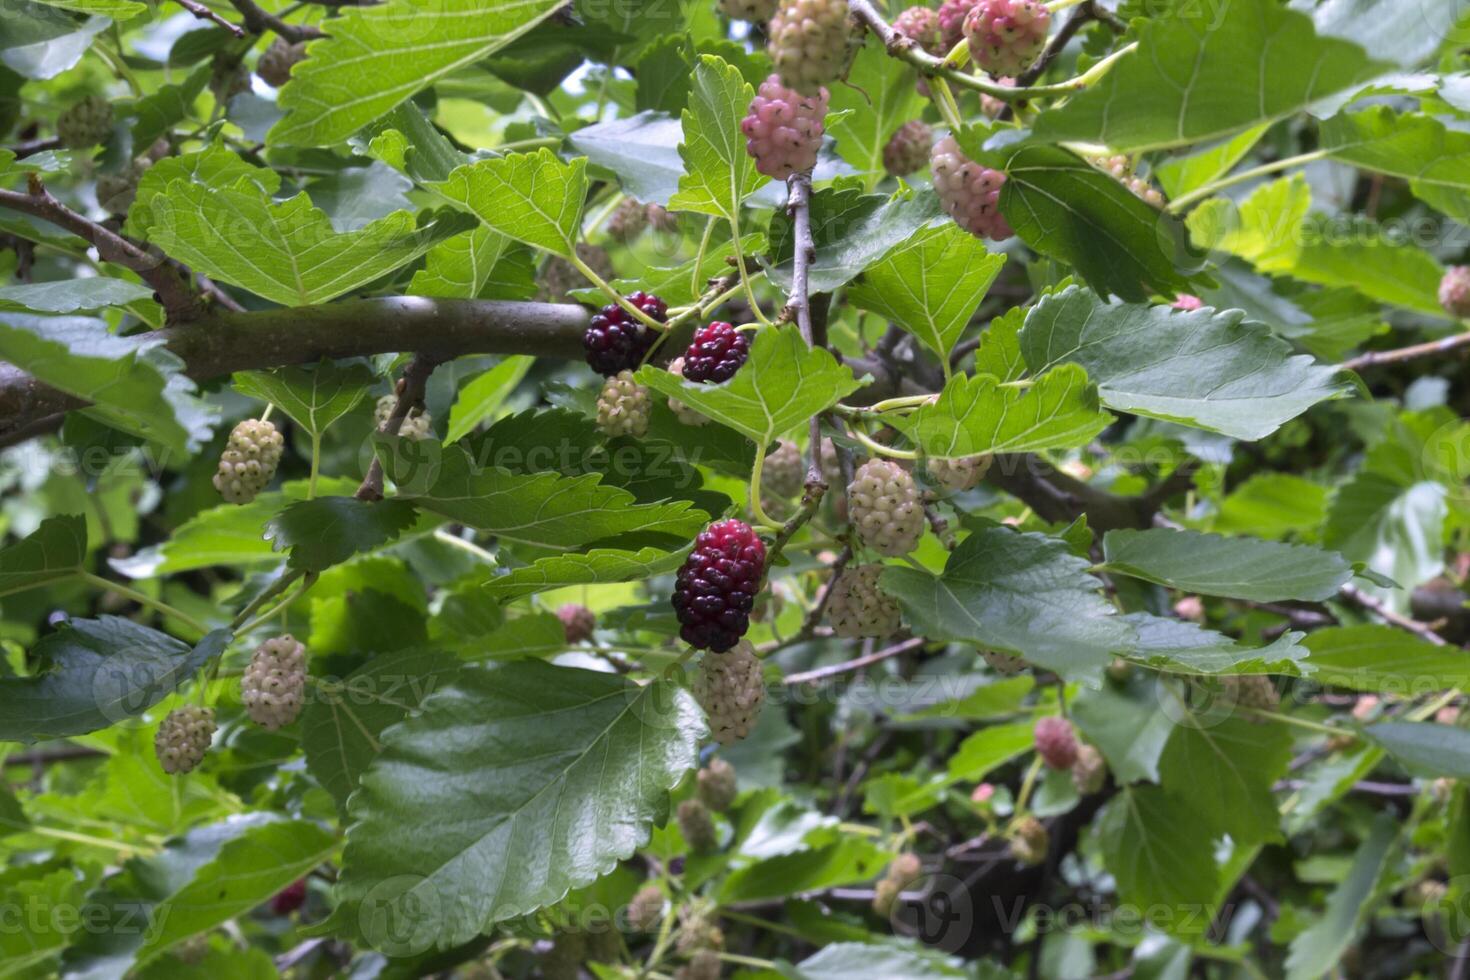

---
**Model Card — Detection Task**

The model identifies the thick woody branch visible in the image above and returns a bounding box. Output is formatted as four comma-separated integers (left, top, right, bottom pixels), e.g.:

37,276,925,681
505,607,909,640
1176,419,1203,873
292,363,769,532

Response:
0,181,199,321
0,298,589,439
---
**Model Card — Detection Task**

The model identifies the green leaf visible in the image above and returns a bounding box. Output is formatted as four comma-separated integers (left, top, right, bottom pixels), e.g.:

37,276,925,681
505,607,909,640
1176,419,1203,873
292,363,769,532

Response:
944,720,1036,782
988,141,1198,302
234,360,375,440
433,149,588,257
381,439,708,550
0,513,85,599
270,0,565,146
300,647,462,813
1098,787,1219,936
0,782,28,836
330,662,703,950
127,143,273,239
1212,473,1328,540
885,365,1113,458
30,0,144,14
1122,613,1310,675
1032,0,1389,151
1154,125,1269,199
131,64,211,149
787,943,969,979
1321,107,1470,222
881,527,1133,681
1312,0,1466,69
409,227,535,301
567,111,686,207
846,225,1006,362
667,55,766,220
1324,473,1446,614
1303,626,1470,693
359,102,470,186
0,618,229,743
0,278,154,315
971,306,1027,382
444,356,533,444
1021,285,1345,440
0,314,213,453
1364,722,1470,779
826,41,925,185
1100,528,1352,601
264,497,420,573
765,183,944,293
145,182,473,307
1159,716,1292,844
636,326,861,446
1284,815,1398,980
481,547,687,601
134,821,336,964
718,838,886,903
1071,675,1175,783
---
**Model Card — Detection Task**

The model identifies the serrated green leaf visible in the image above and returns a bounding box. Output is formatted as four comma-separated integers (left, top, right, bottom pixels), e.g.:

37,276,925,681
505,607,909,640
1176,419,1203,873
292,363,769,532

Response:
567,110,686,207
881,527,1132,681
1212,473,1328,540
847,225,1005,362
989,141,1198,302
1098,787,1219,936
826,41,925,185
358,102,469,185
145,181,473,307
1159,715,1292,844
786,942,969,979
444,357,533,444
1121,613,1310,675
481,547,686,601
234,360,375,440
971,307,1026,382
380,439,708,550
1021,285,1345,440
1154,125,1270,199
1071,675,1175,784
765,183,944,293
409,226,535,301
0,314,213,453
0,513,85,599
301,648,462,813
1033,0,1389,151
269,0,564,146
1303,626,1470,693
1364,722,1470,779
264,497,420,573
1321,107,1470,222
127,143,274,239
330,662,703,950
432,148,587,257
886,365,1113,458
0,618,229,743
668,55,766,220
636,325,860,446
1101,528,1353,601
134,821,336,965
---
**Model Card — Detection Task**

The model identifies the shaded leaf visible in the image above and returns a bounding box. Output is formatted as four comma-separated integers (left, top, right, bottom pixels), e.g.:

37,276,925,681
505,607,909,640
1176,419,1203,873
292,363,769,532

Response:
1101,528,1353,601
264,497,420,573
481,547,687,601
234,361,375,440
433,148,587,257
0,513,86,599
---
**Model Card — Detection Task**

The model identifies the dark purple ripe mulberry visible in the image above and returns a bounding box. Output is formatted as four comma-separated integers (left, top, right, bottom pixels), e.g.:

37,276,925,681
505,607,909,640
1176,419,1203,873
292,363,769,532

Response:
672,519,766,652
682,322,750,384
582,291,668,376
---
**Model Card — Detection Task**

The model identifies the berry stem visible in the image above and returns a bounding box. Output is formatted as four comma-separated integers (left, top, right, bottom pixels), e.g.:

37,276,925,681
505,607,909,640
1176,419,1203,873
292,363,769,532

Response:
307,432,321,500
569,253,666,331
747,446,784,531
1236,706,1350,738
940,36,970,70
691,217,716,298
928,77,967,134
849,426,919,460
236,572,317,637
727,212,773,326
230,569,307,631
258,403,274,423
80,572,209,635
1013,756,1045,812
1165,149,1332,213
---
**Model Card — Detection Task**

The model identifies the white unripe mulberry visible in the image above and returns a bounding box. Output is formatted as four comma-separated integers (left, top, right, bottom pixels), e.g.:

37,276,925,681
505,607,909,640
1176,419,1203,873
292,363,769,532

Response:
57,96,113,149
767,0,852,95
155,705,216,774
1008,815,1048,865
697,758,738,811
213,418,285,504
827,563,901,638
931,135,1012,241
666,358,709,427
374,395,433,440
242,634,307,730
962,0,1050,77
596,370,651,438
693,641,766,745
927,454,992,493
762,439,804,498
1072,743,1106,795
848,459,925,556
982,649,1025,674
883,120,933,177
741,75,829,180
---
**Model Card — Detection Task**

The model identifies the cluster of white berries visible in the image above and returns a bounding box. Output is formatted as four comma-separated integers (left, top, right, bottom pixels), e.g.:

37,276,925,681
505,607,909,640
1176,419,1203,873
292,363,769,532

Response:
848,459,926,556
767,0,851,95
926,453,992,493
827,563,902,638
154,705,216,774
693,641,766,744
374,394,433,440
241,634,308,731
596,370,652,438
665,358,708,426
931,135,1012,240
214,419,285,504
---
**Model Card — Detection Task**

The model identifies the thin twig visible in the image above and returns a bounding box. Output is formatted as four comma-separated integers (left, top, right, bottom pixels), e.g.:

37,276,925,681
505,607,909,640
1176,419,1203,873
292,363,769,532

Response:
922,497,957,550
172,0,246,35
1340,331,1470,372
8,137,63,160
1339,583,1449,647
0,178,199,321
356,356,441,502
228,0,326,41
783,636,927,685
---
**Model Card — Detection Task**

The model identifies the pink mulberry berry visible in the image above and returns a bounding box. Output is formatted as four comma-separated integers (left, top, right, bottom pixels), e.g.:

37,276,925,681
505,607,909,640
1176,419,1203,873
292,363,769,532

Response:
931,135,1012,240
937,0,979,51
962,0,1050,77
741,75,829,180
1440,266,1470,318
883,120,934,177
894,5,942,51
1172,294,1203,311
1034,715,1078,770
